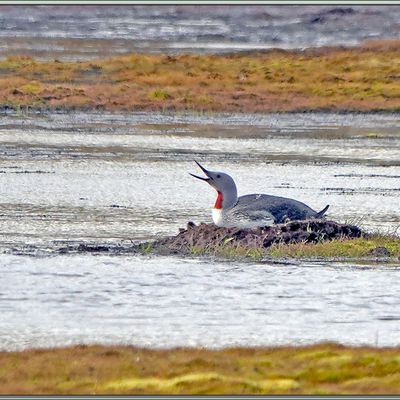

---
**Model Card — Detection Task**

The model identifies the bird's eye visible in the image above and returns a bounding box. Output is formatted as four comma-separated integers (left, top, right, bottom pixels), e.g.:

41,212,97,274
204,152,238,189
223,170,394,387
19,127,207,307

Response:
216,174,221,178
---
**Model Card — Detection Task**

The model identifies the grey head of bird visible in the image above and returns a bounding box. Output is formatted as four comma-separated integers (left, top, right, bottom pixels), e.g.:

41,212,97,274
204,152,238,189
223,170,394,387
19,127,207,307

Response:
189,160,238,209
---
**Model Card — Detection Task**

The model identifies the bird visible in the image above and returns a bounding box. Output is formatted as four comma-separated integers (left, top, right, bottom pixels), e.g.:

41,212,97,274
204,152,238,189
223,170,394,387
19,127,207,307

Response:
190,160,329,229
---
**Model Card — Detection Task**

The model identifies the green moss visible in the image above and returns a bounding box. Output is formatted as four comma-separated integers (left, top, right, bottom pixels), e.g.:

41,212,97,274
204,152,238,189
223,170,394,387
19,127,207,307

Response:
18,81,42,95
0,56,35,71
103,373,299,393
149,89,172,100
190,246,204,256
138,242,154,254
189,244,265,261
365,132,382,138
267,235,400,259
186,235,400,261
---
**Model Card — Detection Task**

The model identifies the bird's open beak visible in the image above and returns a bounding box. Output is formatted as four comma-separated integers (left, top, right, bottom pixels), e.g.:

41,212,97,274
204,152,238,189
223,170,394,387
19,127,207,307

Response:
189,160,211,182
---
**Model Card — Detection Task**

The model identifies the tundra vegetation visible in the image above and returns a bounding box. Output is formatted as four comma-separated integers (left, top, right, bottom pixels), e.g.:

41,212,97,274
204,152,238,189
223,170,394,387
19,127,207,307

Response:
1,344,400,394
187,235,400,261
0,40,400,113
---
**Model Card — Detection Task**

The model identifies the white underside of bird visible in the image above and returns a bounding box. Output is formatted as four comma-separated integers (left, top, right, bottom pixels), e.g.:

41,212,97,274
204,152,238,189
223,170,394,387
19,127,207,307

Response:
212,198,275,228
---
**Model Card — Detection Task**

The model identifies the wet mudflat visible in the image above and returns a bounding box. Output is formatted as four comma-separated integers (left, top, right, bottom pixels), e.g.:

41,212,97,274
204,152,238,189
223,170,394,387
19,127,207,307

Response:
0,111,399,350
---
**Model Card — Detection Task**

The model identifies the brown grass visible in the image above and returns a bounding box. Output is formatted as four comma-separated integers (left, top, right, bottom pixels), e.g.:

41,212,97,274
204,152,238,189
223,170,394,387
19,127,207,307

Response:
1,39,400,112
1,343,400,394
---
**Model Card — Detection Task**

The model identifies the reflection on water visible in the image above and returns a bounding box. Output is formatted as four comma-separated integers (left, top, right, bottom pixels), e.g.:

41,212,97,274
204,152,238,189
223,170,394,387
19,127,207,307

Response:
0,111,399,350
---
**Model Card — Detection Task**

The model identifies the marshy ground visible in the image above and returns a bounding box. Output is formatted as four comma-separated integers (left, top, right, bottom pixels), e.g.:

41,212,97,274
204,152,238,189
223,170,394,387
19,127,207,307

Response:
1,343,400,394
1,40,400,113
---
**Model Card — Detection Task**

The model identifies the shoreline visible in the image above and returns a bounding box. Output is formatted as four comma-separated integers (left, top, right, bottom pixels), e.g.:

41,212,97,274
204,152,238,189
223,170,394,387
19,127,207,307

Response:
1,343,399,394
2,105,400,115
1,39,399,114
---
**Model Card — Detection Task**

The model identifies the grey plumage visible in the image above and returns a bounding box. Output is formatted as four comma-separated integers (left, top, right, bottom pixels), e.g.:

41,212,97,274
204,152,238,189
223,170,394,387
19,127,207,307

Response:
190,161,330,228
236,194,329,223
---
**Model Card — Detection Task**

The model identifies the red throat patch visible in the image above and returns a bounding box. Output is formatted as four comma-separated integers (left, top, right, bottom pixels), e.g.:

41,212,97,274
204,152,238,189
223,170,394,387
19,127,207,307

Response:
214,191,223,209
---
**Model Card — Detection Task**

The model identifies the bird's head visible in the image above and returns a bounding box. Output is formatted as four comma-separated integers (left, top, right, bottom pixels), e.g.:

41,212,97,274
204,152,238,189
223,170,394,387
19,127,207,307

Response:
190,161,238,209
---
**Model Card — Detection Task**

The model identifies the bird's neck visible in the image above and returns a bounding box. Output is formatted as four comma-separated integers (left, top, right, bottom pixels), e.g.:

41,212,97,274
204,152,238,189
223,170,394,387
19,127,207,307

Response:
214,191,223,209
214,189,237,209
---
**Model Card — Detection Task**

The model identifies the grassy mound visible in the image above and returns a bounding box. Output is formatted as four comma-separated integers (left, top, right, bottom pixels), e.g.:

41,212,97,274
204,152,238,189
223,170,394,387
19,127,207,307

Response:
149,220,400,261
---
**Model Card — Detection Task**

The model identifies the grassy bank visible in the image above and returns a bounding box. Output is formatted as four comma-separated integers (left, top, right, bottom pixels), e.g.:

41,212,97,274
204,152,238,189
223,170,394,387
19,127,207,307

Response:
1,39,400,113
1,343,399,394
267,234,400,259
184,234,400,262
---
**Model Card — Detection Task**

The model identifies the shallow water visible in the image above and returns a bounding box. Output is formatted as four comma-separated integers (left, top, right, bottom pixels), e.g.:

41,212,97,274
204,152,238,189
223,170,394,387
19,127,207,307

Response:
0,111,399,350
0,6,399,60
1,254,400,350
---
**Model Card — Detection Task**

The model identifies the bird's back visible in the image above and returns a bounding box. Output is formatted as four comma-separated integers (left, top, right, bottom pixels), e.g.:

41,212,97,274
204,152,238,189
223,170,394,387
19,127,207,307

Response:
234,193,320,223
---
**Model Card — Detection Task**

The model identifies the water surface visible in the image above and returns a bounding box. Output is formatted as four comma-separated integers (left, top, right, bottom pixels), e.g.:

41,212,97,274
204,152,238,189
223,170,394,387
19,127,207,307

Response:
0,6,399,60
1,254,400,350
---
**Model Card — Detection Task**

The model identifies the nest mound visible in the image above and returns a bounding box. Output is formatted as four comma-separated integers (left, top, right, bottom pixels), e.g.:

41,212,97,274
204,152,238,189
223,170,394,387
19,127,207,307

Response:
154,219,363,254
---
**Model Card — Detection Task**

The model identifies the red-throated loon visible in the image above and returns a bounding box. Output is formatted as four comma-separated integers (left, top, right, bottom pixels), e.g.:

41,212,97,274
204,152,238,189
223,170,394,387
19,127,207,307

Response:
190,161,329,228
